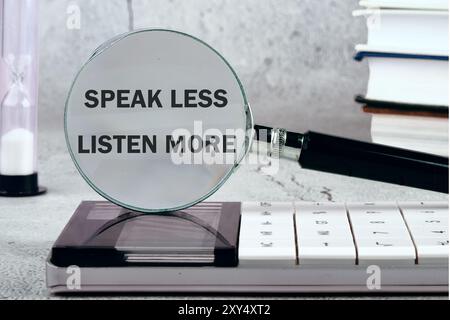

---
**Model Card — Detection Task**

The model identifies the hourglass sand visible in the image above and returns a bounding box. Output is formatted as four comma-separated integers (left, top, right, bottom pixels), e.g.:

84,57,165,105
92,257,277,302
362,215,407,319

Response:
0,0,46,196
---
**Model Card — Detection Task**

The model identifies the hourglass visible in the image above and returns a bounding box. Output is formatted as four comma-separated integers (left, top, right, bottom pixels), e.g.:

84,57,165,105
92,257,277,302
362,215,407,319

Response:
0,0,46,196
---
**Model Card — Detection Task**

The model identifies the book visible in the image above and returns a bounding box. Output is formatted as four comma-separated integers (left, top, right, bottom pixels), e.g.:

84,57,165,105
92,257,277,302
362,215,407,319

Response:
363,106,449,156
359,0,448,10
354,1,449,157
356,95,449,115
355,48,449,106
353,10,448,54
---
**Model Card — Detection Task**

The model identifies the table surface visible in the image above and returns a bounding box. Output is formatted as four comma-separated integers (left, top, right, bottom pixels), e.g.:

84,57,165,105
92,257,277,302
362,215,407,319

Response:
0,129,448,300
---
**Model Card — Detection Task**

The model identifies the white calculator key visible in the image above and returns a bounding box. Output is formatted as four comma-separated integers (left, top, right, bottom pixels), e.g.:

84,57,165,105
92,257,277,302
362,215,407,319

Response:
347,202,400,212
402,212,448,224
408,225,448,239
239,236,294,246
239,207,296,267
347,203,404,233
295,202,347,213
404,208,448,239
297,219,346,231
351,227,411,239
241,210,293,221
239,238,296,267
400,202,448,225
356,237,416,266
296,214,350,226
296,220,354,239
295,202,347,212
242,202,294,215
401,206,449,215
239,217,295,241
297,237,356,265
401,208,448,219
349,203,415,265
240,215,293,228
297,226,352,238
239,224,294,239
403,215,448,226
295,203,355,265
398,201,449,210
412,238,449,265
296,202,351,229
241,211,294,219
348,212,405,226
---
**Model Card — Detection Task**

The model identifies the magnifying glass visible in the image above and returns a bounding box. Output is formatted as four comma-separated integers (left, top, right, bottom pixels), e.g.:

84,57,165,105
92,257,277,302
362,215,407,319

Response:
65,29,448,214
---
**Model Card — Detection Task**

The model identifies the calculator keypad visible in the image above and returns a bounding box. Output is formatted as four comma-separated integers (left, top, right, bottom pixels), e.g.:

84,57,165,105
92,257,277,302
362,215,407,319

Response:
238,201,449,267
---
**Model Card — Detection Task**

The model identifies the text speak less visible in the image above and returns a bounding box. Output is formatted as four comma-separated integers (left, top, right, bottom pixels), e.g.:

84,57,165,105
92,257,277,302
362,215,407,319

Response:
84,89,228,109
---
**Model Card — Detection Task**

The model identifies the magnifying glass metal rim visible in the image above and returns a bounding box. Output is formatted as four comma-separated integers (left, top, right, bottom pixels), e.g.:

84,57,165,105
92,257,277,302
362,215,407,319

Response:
64,28,254,213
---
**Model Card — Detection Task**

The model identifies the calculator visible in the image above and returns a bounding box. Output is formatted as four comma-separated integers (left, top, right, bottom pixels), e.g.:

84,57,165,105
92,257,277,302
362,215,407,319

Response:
46,201,449,294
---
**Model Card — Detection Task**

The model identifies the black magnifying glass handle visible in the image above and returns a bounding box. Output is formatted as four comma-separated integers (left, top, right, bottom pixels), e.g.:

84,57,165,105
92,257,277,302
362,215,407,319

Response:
254,125,449,194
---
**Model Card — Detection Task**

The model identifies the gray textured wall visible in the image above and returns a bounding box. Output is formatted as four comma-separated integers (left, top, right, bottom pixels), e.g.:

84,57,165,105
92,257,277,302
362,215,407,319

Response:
39,0,370,140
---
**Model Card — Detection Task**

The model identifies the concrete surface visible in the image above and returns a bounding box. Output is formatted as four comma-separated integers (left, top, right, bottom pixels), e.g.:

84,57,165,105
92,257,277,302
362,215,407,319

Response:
0,129,447,299
38,0,370,140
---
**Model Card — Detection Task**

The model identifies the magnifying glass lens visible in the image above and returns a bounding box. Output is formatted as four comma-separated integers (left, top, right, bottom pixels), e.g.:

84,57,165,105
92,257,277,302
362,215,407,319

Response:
65,30,252,213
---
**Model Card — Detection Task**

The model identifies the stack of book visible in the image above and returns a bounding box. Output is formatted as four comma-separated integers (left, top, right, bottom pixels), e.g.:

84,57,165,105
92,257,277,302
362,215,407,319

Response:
353,0,449,156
